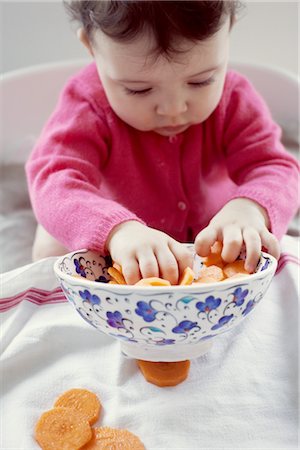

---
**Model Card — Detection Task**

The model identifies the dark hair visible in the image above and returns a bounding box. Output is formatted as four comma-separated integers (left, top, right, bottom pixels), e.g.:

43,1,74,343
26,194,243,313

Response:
64,1,242,56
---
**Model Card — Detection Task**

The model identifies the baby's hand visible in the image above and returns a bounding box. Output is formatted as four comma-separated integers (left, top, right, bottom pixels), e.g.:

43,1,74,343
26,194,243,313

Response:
194,198,280,272
106,221,193,285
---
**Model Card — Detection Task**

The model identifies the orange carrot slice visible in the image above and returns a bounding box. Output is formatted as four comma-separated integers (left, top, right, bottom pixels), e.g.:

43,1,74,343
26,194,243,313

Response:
192,277,220,284
112,262,123,274
203,240,224,268
54,388,101,425
35,407,92,450
135,277,171,286
81,426,145,449
196,265,225,283
137,360,190,387
228,273,250,279
223,260,250,278
107,267,126,285
178,267,195,285
211,240,223,254
202,255,224,269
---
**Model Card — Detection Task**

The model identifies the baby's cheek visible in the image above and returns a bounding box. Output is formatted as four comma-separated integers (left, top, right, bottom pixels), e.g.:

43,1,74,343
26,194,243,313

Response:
120,107,153,131
108,95,149,130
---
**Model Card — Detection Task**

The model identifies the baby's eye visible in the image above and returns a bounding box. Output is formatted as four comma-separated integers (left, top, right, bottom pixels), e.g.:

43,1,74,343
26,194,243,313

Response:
124,87,152,96
188,78,215,88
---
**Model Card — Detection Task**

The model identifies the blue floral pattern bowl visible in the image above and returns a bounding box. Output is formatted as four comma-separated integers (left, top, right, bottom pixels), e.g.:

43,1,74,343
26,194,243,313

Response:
54,248,277,361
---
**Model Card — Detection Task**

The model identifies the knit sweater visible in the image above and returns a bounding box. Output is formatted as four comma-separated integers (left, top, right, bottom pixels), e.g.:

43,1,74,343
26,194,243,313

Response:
26,62,299,253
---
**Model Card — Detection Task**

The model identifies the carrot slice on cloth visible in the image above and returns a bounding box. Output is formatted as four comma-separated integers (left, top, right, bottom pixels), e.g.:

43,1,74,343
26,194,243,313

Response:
178,267,195,285
137,360,191,387
54,388,102,425
35,407,92,450
107,267,126,285
223,260,250,278
196,265,225,282
81,426,145,450
135,277,171,286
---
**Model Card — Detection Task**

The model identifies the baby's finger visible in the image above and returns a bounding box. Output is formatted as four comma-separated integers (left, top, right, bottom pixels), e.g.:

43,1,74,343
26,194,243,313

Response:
169,241,194,275
121,257,142,285
155,248,179,285
221,225,243,263
137,250,160,280
194,227,219,256
243,227,262,273
261,230,280,259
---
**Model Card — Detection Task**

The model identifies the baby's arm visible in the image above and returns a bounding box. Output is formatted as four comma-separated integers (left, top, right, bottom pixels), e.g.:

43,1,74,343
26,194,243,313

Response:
196,71,299,268
26,73,144,255
195,198,280,273
106,221,193,285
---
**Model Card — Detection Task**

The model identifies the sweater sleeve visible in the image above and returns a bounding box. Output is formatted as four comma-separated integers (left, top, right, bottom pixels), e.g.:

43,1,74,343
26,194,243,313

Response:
26,79,144,253
222,72,300,239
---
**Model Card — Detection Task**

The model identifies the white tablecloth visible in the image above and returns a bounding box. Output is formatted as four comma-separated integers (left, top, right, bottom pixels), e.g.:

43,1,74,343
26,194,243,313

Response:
1,235,299,449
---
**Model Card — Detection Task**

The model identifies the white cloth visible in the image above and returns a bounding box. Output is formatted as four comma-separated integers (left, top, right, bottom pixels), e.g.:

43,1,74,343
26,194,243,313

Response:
1,235,299,450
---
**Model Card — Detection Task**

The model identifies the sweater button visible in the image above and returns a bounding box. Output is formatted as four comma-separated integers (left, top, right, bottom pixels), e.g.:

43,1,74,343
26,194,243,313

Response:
177,201,187,211
168,135,178,144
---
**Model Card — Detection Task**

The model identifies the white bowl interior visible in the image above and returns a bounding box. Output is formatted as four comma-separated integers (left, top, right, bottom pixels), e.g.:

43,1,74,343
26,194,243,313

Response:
54,248,275,287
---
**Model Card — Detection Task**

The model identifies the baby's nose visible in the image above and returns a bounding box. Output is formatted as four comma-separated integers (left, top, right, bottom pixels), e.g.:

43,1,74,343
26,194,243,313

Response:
156,95,188,117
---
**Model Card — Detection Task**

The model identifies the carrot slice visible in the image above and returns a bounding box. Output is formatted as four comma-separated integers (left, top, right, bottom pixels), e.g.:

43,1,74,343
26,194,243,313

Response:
137,360,190,387
223,260,250,278
196,265,225,282
35,407,92,450
178,267,195,285
202,240,224,268
54,388,101,425
211,240,223,254
135,277,171,286
192,277,220,284
81,426,145,449
112,262,123,274
107,267,126,285
202,254,224,269
228,273,250,279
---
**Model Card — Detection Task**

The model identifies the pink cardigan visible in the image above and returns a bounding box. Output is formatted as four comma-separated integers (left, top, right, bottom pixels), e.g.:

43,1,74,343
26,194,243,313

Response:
26,63,299,253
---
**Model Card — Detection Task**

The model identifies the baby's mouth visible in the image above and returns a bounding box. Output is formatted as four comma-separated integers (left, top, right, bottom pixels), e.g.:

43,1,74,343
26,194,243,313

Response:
155,124,190,135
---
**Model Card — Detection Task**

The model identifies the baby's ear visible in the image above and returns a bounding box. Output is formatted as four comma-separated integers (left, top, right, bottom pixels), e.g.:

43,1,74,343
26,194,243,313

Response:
77,28,94,57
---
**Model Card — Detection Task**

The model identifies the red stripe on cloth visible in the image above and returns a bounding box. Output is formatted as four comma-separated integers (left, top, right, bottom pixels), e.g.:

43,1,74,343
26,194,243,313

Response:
279,252,299,263
0,287,67,312
0,287,63,304
276,255,300,275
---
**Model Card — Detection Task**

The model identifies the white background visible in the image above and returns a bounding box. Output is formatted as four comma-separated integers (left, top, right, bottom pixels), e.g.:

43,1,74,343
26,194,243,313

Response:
1,1,298,76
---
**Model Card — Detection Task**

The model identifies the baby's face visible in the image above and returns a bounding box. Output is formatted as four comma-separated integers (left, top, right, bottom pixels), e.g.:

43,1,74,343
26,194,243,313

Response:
87,19,230,136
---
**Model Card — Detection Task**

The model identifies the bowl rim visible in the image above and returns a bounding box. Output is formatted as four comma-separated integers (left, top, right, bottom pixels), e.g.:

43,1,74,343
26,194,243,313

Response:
53,249,278,291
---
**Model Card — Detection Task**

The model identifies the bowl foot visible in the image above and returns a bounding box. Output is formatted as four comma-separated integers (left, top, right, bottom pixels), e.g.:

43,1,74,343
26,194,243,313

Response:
120,340,213,362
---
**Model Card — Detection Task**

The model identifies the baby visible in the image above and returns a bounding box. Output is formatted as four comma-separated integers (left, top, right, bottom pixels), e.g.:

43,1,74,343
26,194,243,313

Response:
26,1,299,285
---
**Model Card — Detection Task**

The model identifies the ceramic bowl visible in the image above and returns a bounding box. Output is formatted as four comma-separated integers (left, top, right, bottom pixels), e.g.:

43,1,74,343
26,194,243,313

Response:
54,247,277,362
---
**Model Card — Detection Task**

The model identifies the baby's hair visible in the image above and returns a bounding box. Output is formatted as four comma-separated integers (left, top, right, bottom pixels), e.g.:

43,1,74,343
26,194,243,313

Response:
64,1,242,57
